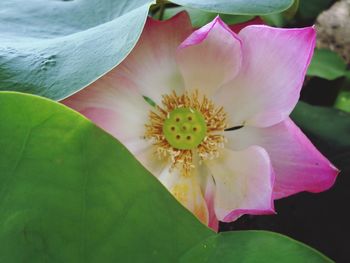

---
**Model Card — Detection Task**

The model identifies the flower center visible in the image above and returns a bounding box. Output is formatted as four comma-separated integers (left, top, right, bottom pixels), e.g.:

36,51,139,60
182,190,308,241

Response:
163,108,207,150
144,90,227,176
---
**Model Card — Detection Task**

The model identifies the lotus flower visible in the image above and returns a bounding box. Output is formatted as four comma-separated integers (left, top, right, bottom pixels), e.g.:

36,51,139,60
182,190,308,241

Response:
62,12,338,231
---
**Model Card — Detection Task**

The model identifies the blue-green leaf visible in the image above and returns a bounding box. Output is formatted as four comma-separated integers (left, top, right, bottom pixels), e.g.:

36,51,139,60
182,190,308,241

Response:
163,6,254,27
0,0,153,100
170,0,294,15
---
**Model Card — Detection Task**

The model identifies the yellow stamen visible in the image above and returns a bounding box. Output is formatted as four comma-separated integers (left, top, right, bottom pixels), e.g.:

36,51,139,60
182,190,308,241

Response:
145,90,227,176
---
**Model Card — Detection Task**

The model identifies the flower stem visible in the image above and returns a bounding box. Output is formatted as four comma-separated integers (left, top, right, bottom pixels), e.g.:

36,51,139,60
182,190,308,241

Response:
158,3,165,20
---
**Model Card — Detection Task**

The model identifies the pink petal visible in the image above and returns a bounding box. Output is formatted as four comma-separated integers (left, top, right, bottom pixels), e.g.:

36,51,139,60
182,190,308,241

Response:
62,78,151,154
214,26,316,127
229,17,264,33
108,11,192,105
225,118,339,199
205,147,275,222
176,16,242,96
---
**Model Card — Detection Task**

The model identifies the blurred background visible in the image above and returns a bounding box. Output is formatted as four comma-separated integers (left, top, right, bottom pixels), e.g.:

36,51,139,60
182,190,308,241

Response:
152,0,350,262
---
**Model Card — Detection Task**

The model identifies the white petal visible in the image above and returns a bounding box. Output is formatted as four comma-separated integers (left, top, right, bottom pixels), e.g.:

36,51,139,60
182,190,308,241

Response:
158,165,209,225
205,147,274,222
